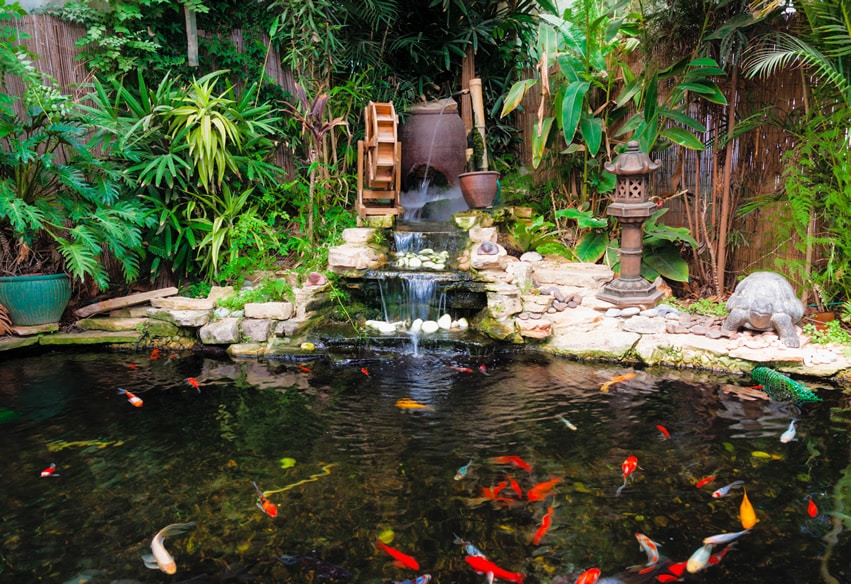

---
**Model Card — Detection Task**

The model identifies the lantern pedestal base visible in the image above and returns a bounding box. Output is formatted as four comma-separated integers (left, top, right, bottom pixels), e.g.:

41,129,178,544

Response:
596,276,663,308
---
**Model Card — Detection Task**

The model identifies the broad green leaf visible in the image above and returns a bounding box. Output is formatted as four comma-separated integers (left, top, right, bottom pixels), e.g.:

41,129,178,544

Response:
661,126,705,150
643,244,690,282
615,113,644,137
574,230,609,262
532,117,554,169
598,170,616,193
555,207,608,228
661,108,707,132
580,115,603,157
679,82,727,105
615,76,642,108
561,80,590,145
501,79,537,117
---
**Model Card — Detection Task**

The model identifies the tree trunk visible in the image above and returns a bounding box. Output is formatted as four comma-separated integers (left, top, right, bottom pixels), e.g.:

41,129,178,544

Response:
716,65,739,296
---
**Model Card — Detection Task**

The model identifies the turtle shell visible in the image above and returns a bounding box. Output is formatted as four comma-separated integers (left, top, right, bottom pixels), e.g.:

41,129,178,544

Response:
726,271,804,322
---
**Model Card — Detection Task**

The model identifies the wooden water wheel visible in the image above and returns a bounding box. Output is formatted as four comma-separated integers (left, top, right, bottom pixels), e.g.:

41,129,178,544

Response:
357,101,401,220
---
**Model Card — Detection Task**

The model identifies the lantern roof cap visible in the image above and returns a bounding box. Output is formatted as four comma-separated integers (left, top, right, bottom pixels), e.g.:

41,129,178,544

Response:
605,140,661,175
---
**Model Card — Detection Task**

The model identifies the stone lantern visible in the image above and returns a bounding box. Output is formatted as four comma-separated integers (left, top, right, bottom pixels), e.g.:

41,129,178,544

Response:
597,140,664,307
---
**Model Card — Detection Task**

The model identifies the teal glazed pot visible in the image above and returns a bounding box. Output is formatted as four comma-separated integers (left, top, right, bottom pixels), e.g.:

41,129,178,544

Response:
0,273,71,326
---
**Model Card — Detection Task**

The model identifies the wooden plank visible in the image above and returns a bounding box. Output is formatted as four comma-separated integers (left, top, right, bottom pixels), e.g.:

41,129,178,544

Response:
74,287,179,318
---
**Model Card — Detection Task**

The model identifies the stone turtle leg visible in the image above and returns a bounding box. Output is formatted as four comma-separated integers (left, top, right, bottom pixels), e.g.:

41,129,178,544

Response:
720,308,749,337
771,313,801,348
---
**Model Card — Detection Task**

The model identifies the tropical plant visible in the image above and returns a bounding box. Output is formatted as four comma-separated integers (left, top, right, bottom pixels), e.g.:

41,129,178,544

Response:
82,69,285,282
279,83,349,245
0,7,149,287
742,0,851,303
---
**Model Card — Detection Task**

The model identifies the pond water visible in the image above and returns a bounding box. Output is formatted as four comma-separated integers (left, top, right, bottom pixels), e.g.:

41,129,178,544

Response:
0,348,850,584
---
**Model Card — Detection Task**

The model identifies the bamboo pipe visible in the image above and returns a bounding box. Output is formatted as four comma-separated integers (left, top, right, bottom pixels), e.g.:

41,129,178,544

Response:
469,78,489,170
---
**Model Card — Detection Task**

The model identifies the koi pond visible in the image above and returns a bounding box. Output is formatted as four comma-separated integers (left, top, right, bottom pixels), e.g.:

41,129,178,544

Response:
1,348,850,584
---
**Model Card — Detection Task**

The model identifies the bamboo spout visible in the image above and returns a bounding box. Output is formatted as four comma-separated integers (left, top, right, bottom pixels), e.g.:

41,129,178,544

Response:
469,78,488,170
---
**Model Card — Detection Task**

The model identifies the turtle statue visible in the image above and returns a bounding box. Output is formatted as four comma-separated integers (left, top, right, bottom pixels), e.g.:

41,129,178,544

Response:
720,271,805,347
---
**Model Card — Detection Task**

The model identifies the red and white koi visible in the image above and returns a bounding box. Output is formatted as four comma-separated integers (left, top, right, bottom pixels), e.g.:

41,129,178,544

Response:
575,567,601,584
712,480,744,498
117,387,143,407
40,463,59,477
253,481,278,517
635,532,661,566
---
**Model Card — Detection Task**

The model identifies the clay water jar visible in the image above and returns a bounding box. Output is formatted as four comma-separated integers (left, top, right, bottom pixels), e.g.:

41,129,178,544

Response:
399,98,466,190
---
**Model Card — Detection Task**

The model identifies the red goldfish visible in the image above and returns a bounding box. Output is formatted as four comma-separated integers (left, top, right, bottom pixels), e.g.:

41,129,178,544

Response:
186,377,200,391
531,506,554,545
479,364,489,375
40,463,59,477
253,481,278,517
361,367,369,376
490,455,532,473
656,425,670,439
527,477,562,501
448,365,473,373
375,540,419,570
695,475,715,488
128,363,137,370
117,388,143,407
707,543,736,567
464,555,524,583
298,365,311,373
808,497,818,517
482,480,508,500
616,456,639,495
575,567,601,584
149,348,161,360
506,475,523,498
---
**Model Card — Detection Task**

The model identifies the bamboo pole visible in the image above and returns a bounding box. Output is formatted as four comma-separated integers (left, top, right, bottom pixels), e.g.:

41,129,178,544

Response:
469,78,488,170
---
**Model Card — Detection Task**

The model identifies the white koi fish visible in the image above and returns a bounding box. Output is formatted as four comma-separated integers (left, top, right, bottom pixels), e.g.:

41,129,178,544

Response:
557,415,577,431
780,419,797,443
454,458,474,481
686,543,713,574
141,521,196,574
702,528,750,546
712,480,745,498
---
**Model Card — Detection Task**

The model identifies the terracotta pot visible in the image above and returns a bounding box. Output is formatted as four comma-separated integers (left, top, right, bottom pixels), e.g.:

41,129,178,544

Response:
399,99,467,190
805,311,835,332
458,171,500,209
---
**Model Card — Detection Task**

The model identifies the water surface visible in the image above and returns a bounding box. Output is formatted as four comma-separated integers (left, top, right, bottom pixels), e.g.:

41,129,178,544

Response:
0,349,849,583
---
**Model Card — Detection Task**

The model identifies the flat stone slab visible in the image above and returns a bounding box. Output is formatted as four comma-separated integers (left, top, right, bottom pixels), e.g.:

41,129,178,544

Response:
39,330,142,345
0,335,40,351
547,319,639,359
12,323,59,336
150,296,215,310
146,308,211,328
76,317,179,337
75,287,178,318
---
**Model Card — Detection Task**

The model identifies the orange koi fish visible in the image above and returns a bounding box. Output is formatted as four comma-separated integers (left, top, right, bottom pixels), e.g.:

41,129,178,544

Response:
464,555,524,583
489,455,532,473
395,398,432,411
575,567,601,584
616,455,639,495
478,364,489,375
186,377,200,391
808,497,818,518
375,540,420,570
253,481,278,517
695,475,715,489
527,477,562,502
361,367,369,376
532,506,554,545
128,363,138,370
656,574,684,583
40,463,59,477
117,388,143,407
740,488,759,529
448,365,473,373
298,365,311,373
149,348,161,360
656,425,670,439
600,372,635,392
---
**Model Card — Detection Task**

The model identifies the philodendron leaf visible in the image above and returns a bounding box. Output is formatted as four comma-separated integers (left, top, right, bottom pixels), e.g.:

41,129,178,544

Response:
574,230,609,263
643,244,690,282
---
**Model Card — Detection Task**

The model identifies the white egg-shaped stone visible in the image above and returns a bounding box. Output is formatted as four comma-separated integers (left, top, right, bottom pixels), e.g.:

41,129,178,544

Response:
437,314,452,330
421,320,440,334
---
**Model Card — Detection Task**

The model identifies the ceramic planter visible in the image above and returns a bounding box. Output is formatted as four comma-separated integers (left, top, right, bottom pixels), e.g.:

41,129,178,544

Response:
0,273,71,326
458,171,500,209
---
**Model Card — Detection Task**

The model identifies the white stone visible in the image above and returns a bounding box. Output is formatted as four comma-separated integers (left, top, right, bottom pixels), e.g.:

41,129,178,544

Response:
150,296,215,310
437,314,452,330
468,226,498,243
341,227,375,244
620,307,641,317
457,317,469,330
421,320,440,334
622,315,668,335
327,243,385,270
520,251,543,262
605,308,622,317
365,320,397,334
199,318,241,344
410,319,423,333
241,319,272,342
244,302,294,320
532,258,615,288
146,308,210,327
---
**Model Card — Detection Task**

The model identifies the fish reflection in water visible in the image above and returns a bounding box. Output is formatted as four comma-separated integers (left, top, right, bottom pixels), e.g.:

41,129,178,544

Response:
278,554,352,580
